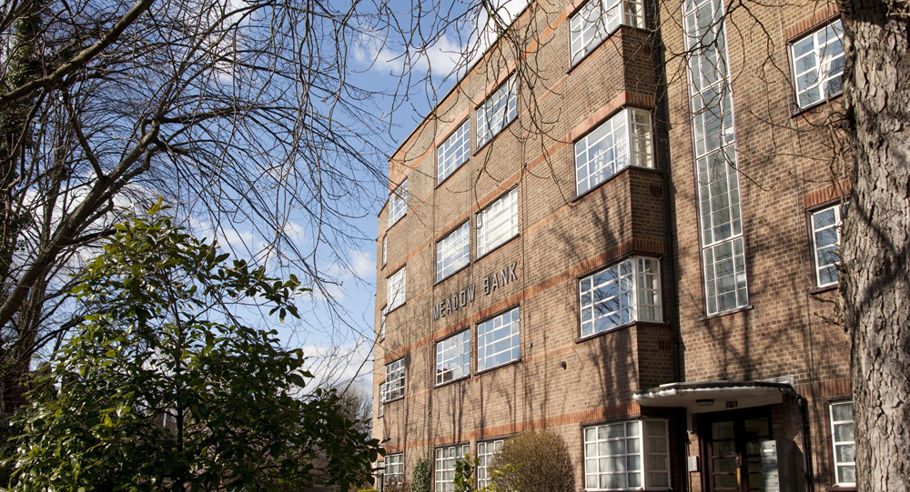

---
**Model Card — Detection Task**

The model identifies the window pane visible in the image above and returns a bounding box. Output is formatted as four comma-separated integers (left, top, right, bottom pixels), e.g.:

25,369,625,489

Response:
811,204,842,287
477,188,519,256
389,180,408,226
477,307,520,371
438,120,470,183
477,76,517,146
789,20,845,109
387,266,407,311
436,330,471,385
437,222,471,281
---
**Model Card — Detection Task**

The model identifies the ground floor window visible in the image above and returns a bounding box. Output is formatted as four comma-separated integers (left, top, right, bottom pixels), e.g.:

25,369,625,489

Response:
435,443,469,492
385,452,404,485
476,439,504,488
583,419,669,490
830,401,856,486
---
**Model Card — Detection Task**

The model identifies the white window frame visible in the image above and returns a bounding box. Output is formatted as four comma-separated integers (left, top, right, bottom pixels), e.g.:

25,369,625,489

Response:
389,180,408,227
830,401,856,486
583,419,670,491
382,234,387,267
435,444,470,492
810,203,842,288
476,439,504,489
789,19,845,109
382,358,405,403
477,188,519,257
379,308,387,341
570,0,646,64
436,329,471,385
579,257,662,338
385,452,404,485
477,75,517,147
387,266,406,312
438,120,470,184
477,307,520,372
437,222,471,282
575,108,653,196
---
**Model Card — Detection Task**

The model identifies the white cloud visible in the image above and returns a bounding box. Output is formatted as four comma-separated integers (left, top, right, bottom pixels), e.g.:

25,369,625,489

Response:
299,335,374,397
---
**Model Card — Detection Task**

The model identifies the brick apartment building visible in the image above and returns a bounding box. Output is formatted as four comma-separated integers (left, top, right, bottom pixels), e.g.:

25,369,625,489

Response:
372,0,853,490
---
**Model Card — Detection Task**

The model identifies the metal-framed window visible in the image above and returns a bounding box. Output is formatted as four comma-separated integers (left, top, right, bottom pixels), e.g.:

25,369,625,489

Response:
436,330,471,385
579,257,661,337
385,452,404,484
810,204,842,287
477,188,518,257
476,439,504,489
379,309,387,341
569,0,645,64
830,401,855,486
438,120,470,183
683,0,749,315
789,19,844,109
435,444,469,492
382,358,405,403
382,234,387,266
437,222,470,281
389,180,408,226
387,266,406,312
575,108,653,196
477,76,517,147
583,419,670,490
477,307,520,371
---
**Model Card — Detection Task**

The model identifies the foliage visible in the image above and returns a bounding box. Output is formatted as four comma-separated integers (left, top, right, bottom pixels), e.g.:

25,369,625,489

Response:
384,480,412,492
453,454,477,492
411,457,432,492
6,205,382,490
487,430,574,492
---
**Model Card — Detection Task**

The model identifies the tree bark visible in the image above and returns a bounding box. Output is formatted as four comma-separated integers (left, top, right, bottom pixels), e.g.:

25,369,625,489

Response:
839,0,910,488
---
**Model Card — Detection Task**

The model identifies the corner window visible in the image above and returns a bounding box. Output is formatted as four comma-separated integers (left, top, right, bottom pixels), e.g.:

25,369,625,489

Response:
570,0,645,64
381,358,405,403
477,75,517,147
387,266,406,312
830,401,855,486
789,19,844,109
477,188,519,257
382,234,387,267
379,309,387,341
437,222,471,281
477,439,504,489
435,444,470,492
385,452,404,485
575,108,653,196
389,180,408,227
579,257,662,338
811,204,842,287
477,307,520,371
436,330,471,385
438,120,470,183
583,419,670,490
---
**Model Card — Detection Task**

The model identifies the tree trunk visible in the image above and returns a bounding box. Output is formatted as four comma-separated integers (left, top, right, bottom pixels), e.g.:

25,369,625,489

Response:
839,0,910,489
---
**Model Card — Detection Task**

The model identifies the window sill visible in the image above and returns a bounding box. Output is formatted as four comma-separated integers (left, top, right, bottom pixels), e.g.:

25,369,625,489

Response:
575,320,668,344
435,262,471,286
809,283,838,295
381,395,404,405
476,357,521,376
436,160,469,190
434,374,470,389
699,304,754,321
573,165,659,203
388,212,406,230
567,24,649,76
474,117,518,155
826,487,856,492
385,301,406,315
475,233,520,263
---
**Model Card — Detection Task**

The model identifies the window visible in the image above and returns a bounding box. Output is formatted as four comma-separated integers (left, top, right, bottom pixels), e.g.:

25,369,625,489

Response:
477,307,520,371
379,309,387,341
436,330,471,385
477,439,504,489
683,0,749,315
385,452,404,485
477,188,518,257
575,108,653,195
382,235,387,266
579,257,661,338
389,180,408,226
584,420,669,490
435,444,469,492
437,222,471,281
830,401,855,486
438,120,470,183
477,75,517,147
811,204,842,287
387,266,406,311
382,358,405,403
570,0,645,64
790,20,844,109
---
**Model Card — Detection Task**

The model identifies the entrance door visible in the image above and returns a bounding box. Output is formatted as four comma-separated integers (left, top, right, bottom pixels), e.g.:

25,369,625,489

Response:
702,411,772,492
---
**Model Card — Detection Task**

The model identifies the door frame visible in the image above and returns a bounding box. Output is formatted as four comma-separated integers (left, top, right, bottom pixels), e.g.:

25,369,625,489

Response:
698,407,773,492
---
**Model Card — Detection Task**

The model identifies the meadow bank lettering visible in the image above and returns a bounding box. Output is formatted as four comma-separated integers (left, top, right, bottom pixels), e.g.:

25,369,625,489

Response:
432,261,518,321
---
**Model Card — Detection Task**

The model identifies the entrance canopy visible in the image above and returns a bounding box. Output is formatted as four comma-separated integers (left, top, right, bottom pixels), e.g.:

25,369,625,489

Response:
634,381,796,413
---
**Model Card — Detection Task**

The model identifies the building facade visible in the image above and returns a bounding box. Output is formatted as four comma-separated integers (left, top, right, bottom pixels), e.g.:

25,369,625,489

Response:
373,0,853,490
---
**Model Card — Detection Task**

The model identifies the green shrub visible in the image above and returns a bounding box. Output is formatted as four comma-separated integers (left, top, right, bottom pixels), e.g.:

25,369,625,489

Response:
412,458,431,492
488,429,574,492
